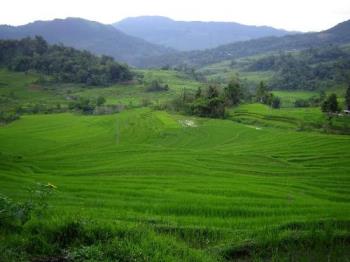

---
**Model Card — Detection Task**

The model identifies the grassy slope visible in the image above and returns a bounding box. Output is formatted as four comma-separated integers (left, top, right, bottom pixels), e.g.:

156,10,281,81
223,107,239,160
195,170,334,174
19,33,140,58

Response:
66,69,200,107
1,108,350,259
1,69,350,260
0,69,200,113
230,103,350,133
198,59,274,85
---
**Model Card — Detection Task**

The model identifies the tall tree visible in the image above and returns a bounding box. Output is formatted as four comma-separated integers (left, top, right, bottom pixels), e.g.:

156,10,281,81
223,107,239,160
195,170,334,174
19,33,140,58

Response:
322,93,339,113
346,85,350,110
256,81,268,103
207,85,219,99
271,96,281,109
225,79,242,106
195,87,202,99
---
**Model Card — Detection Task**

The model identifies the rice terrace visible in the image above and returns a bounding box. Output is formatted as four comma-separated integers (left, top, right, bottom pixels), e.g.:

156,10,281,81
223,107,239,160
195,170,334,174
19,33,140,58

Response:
1,1,350,261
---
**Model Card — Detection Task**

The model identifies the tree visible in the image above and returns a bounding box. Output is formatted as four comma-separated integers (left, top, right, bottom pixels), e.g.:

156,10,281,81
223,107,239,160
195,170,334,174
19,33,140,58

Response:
256,81,269,104
207,85,219,99
322,93,339,113
271,96,281,109
146,80,169,92
195,87,202,99
346,85,350,110
0,37,133,86
96,96,106,106
34,36,48,55
225,79,242,106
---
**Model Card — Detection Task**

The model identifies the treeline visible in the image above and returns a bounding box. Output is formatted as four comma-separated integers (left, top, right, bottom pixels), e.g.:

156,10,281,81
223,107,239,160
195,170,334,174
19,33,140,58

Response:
246,46,350,90
0,36,133,86
166,79,281,118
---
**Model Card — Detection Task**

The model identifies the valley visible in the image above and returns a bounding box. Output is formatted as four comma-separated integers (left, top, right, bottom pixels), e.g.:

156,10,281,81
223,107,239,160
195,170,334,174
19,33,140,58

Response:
0,10,350,262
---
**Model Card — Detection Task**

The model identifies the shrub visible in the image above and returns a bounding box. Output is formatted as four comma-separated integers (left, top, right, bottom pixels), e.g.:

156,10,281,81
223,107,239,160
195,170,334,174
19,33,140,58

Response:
295,99,310,108
0,183,55,228
146,80,169,92
271,96,281,109
321,93,339,113
0,111,20,124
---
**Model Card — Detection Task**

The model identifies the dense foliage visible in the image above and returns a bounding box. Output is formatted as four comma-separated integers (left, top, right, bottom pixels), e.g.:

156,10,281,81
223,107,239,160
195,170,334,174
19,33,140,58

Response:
0,183,55,228
145,80,169,92
346,85,350,110
0,36,133,85
321,93,339,113
167,79,244,118
255,81,281,108
247,47,350,90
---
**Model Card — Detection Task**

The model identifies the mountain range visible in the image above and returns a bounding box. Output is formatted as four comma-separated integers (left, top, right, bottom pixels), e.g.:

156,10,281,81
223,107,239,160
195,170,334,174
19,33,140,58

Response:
114,16,295,51
0,18,173,66
0,17,349,68
141,19,350,68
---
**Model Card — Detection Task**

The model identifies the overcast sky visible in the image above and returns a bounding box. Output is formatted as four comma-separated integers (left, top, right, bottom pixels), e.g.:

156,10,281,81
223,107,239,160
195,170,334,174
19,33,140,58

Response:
1,0,350,31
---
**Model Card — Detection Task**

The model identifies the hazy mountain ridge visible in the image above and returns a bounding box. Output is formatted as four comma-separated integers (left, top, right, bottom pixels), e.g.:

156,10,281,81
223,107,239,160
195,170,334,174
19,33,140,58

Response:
114,16,295,51
0,17,349,69
0,17,174,66
140,19,350,68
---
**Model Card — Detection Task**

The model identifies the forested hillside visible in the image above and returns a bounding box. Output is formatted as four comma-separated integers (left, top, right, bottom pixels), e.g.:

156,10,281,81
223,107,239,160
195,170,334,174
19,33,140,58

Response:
248,46,350,90
0,37,133,85
142,19,350,68
0,18,174,66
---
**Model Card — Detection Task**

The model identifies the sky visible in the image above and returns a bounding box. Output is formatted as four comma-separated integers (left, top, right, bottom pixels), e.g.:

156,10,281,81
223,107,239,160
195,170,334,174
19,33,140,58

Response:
1,0,350,32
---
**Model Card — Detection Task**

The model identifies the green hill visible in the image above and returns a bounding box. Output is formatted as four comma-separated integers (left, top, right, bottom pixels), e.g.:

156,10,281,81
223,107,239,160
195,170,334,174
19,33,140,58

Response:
0,69,350,260
197,45,350,91
1,107,350,261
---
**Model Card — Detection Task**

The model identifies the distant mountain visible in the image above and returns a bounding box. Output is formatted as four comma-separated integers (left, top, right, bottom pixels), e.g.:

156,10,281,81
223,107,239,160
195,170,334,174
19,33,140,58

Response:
0,18,174,66
114,16,295,51
141,19,350,68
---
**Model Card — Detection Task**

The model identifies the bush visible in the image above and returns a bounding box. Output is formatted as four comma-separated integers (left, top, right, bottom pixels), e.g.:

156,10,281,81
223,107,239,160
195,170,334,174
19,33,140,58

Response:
69,97,96,114
190,97,225,118
321,93,339,113
0,183,56,228
146,80,169,92
0,111,20,124
295,99,311,108
271,96,281,109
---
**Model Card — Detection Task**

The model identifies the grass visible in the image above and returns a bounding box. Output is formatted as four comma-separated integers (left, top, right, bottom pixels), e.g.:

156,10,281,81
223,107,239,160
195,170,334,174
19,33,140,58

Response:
229,103,350,133
1,69,350,260
198,60,274,84
272,90,318,108
1,108,350,260
72,69,201,107
0,68,200,114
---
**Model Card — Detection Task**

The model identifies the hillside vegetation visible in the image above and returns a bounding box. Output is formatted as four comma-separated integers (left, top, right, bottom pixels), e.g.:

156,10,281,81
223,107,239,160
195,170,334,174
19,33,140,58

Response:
196,45,350,92
0,37,133,86
143,19,350,68
1,107,350,261
0,67,350,260
1,17,350,261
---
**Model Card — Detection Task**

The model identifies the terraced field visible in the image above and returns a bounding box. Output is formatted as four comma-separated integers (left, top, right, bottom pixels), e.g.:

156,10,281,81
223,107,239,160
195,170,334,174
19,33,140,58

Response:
1,108,350,260
230,103,350,133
